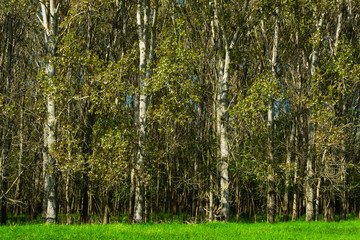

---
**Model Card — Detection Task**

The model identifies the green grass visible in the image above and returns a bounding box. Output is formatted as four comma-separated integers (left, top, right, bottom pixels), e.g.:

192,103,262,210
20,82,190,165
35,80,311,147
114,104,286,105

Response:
0,220,359,239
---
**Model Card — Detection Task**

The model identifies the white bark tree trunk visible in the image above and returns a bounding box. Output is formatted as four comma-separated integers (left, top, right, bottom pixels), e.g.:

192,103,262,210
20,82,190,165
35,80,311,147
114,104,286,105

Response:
134,0,158,223
265,4,279,223
306,12,324,222
40,0,58,224
213,0,249,222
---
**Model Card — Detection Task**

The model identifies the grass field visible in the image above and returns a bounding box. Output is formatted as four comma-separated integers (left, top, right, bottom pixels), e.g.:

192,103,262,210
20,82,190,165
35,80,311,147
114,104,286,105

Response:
0,220,359,240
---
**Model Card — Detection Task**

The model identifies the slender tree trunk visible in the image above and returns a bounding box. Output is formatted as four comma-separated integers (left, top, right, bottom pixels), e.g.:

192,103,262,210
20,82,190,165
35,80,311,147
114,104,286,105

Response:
213,0,247,221
80,101,93,224
216,47,230,221
40,0,58,224
65,174,71,225
208,149,214,222
134,0,158,223
129,87,137,223
267,99,275,223
305,12,324,222
267,5,280,223
339,101,347,221
155,163,160,222
14,94,24,216
292,121,299,221
315,176,321,221
284,120,295,221
103,190,110,224
134,12,147,220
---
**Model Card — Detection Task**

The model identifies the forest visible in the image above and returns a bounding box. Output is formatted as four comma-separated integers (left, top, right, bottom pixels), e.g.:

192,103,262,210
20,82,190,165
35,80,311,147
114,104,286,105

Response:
0,0,360,226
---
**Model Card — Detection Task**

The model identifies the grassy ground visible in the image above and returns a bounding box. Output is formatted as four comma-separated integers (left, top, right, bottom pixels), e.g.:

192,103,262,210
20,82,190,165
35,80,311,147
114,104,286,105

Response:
0,220,359,240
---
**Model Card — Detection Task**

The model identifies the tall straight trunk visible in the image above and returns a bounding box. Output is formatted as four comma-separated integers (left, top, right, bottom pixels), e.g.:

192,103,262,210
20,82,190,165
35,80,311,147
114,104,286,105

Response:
81,152,89,224
134,0,148,223
80,101,93,224
236,161,241,222
334,4,347,220
155,164,160,222
267,99,275,223
103,190,110,224
65,104,72,225
339,148,347,221
129,86,138,223
14,94,24,216
219,51,230,221
339,99,347,221
292,117,300,221
40,0,58,224
215,41,230,221
305,12,324,222
305,118,315,222
267,5,280,223
1,12,13,225
193,101,202,221
208,150,214,222
315,176,321,221
134,0,158,223
213,0,248,222
284,120,295,221
292,30,301,223
65,174,71,225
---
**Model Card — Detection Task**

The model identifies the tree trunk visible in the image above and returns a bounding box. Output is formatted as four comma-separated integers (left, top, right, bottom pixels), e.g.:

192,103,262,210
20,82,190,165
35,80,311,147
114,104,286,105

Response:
267,5,280,223
284,120,295,221
292,122,299,221
213,0,249,222
315,176,321,221
267,100,275,223
65,174,71,225
103,190,110,224
40,0,58,224
134,0,158,223
208,149,214,222
339,102,347,221
305,12,324,222
14,94,24,217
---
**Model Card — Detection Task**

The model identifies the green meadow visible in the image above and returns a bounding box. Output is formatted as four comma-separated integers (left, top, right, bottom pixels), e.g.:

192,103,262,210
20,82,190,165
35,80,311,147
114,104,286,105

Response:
0,220,359,240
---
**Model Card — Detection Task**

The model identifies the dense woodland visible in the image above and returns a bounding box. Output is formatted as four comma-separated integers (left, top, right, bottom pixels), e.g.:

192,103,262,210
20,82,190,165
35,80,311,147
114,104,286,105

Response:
1,0,360,225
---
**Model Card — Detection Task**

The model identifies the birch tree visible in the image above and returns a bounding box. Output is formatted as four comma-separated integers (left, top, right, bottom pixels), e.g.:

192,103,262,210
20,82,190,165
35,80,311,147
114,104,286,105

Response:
134,0,158,223
213,0,249,221
265,3,280,223
39,0,59,224
306,9,324,222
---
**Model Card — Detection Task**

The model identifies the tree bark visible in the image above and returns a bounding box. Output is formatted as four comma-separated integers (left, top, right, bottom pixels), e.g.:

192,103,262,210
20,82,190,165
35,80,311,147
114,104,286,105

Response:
284,120,295,221
305,12,324,222
14,93,24,216
65,174,71,225
267,4,280,223
213,0,248,222
134,0,158,223
40,0,58,224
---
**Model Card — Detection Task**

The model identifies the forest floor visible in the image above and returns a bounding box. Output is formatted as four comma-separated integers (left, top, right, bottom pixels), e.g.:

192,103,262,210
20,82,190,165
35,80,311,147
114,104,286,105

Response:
0,220,359,239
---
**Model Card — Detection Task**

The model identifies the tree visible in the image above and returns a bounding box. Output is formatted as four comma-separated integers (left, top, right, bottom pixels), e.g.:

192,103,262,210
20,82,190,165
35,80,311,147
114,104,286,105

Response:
133,0,158,223
213,0,249,221
39,0,59,224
